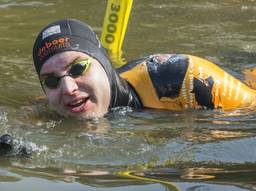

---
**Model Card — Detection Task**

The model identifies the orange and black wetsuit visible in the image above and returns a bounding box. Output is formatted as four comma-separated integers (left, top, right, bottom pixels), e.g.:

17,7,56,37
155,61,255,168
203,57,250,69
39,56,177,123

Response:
117,54,256,111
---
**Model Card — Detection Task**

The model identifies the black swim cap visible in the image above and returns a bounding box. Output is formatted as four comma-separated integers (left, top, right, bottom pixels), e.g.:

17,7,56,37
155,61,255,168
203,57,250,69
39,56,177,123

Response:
33,19,112,76
32,19,141,109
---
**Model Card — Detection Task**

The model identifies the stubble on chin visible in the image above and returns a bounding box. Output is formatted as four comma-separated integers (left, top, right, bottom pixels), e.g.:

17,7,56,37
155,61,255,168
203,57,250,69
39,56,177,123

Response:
48,103,106,119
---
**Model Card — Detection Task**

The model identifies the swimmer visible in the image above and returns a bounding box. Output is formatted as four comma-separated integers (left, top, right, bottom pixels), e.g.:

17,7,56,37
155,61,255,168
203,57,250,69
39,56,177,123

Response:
32,19,256,119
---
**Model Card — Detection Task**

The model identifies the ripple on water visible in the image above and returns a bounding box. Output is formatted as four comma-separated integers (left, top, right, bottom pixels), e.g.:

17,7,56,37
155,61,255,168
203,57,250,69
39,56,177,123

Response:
0,1,54,9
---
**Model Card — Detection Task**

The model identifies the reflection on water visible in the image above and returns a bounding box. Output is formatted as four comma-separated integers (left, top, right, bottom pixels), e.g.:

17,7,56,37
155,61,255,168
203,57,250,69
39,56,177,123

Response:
1,105,256,190
0,0,256,190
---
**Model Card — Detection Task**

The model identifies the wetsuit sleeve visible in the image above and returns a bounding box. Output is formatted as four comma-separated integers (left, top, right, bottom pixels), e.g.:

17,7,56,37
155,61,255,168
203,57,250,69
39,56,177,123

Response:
120,54,256,111
243,67,256,90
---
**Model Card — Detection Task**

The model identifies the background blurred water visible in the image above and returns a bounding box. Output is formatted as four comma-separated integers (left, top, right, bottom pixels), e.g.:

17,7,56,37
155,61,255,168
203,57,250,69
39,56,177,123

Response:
0,0,256,190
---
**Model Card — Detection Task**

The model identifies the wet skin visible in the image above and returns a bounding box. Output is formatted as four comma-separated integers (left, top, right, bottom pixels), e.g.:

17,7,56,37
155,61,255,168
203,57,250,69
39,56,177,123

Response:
40,51,111,119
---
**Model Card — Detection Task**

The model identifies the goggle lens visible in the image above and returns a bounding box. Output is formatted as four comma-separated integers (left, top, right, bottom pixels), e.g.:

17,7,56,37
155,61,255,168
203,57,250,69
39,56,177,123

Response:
41,59,91,89
44,75,60,88
69,63,87,78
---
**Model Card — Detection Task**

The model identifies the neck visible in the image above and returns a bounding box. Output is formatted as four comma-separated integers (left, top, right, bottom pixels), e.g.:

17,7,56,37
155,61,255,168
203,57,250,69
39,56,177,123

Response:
109,72,142,109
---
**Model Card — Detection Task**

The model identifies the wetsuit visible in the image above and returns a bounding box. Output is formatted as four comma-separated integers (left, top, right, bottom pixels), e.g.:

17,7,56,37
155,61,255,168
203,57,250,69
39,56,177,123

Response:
118,54,256,111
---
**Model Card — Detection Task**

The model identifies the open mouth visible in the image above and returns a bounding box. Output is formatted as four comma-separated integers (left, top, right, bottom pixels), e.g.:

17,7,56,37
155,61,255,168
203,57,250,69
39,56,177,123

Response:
66,97,90,113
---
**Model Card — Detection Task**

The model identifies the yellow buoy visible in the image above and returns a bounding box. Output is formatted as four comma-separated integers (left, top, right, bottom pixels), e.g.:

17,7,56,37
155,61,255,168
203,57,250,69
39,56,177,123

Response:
101,0,133,55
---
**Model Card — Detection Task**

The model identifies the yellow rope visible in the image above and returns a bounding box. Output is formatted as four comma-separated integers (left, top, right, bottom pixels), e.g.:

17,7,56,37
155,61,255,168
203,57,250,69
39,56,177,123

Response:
116,171,181,191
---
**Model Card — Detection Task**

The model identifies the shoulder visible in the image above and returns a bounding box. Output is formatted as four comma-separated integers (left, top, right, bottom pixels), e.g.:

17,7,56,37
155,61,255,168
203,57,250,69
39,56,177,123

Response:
117,54,190,73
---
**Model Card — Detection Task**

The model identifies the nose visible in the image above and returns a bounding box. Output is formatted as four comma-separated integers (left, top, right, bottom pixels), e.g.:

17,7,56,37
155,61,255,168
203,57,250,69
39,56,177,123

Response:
61,76,78,95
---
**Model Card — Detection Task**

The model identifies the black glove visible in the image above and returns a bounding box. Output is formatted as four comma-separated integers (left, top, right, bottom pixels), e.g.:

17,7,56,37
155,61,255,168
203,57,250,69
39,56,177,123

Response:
0,134,32,157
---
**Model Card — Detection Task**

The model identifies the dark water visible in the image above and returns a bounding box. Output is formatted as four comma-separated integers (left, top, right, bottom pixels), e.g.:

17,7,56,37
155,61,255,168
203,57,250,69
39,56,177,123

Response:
0,0,256,190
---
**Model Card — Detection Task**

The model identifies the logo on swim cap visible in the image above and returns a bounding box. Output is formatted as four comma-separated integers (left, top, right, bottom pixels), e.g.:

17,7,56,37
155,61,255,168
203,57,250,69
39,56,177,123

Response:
38,37,71,61
42,25,61,40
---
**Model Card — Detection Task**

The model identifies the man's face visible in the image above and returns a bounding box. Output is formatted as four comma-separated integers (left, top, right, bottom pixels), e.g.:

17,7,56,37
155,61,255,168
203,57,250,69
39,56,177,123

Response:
40,51,111,119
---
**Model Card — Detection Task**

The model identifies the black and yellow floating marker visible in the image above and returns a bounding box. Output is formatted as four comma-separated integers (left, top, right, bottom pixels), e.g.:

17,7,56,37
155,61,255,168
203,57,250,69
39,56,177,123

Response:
101,0,133,54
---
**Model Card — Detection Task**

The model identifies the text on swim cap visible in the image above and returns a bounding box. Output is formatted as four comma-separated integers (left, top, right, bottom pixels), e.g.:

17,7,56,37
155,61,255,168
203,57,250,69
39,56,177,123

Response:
38,37,70,61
